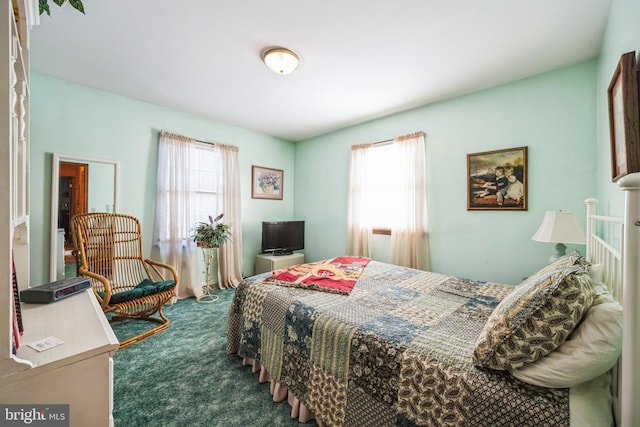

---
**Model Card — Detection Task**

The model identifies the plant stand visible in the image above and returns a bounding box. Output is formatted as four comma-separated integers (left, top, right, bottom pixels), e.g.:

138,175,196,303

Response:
197,247,219,303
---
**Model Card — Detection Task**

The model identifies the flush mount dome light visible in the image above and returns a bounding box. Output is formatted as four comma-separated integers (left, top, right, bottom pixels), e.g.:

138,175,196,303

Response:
262,47,300,75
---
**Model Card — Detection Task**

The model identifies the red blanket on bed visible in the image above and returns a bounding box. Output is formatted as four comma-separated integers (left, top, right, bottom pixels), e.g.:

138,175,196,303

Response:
269,256,371,294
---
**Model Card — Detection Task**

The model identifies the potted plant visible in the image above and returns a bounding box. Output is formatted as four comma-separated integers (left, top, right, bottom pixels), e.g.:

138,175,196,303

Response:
192,214,231,302
192,213,232,249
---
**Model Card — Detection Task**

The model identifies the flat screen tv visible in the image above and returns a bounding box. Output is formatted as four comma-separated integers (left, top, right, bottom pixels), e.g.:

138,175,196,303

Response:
261,220,305,255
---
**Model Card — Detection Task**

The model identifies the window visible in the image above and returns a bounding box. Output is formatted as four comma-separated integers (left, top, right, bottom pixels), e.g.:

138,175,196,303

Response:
190,142,222,227
347,132,427,269
360,143,403,233
154,131,244,292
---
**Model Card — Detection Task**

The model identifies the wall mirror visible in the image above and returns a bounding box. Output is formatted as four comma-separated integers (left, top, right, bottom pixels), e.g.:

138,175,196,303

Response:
49,153,120,281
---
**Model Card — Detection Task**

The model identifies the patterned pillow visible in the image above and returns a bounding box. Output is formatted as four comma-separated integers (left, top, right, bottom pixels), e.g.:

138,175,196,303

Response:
472,263,596,370
525,252,589,278
510,291,622,387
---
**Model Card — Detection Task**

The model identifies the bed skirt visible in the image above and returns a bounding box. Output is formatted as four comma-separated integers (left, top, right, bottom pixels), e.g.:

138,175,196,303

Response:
241,356,325,426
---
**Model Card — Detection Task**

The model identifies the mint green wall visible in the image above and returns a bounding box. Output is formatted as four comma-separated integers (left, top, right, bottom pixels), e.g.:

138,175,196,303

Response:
30,57,609,287
596,0,640,216
294,61,597,285
29,73,295,286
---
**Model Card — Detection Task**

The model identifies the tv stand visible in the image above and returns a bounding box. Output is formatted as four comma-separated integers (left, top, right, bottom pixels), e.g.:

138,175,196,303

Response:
255,253,304,275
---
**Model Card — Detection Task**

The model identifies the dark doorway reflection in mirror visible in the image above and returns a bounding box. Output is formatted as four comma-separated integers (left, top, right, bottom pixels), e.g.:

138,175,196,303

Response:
50,154,119,282
58,161,88,277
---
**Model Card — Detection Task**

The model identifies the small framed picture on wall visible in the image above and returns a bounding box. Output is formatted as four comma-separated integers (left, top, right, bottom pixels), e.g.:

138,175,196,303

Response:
251,165,283,200
607,51,640,182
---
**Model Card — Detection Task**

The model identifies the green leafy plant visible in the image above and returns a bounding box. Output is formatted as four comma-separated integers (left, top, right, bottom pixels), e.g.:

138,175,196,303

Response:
192,213,232,249
39,0,85,16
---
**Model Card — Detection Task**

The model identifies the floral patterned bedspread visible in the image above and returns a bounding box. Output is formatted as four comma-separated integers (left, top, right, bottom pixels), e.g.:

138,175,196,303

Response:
226,261,570,427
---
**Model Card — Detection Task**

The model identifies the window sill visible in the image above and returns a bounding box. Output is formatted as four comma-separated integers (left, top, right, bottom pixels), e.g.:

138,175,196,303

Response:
372,228,391,236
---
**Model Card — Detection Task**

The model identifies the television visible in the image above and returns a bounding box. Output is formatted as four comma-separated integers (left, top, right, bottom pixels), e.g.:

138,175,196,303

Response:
261,221,305,255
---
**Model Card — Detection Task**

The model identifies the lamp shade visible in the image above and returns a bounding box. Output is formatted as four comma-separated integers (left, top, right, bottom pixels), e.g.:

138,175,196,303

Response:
262,47,299,75
531,211,586,244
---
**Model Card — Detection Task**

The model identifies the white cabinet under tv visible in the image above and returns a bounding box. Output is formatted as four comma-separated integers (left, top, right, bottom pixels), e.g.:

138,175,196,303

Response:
255,253,304,275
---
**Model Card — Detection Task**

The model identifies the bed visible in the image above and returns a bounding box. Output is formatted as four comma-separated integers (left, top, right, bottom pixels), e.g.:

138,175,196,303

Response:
227,182,640,426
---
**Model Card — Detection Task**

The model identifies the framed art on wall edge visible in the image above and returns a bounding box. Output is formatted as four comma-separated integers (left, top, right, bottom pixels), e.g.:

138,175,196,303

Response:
608,51,640,182
467,146,527,211
251,165,283,200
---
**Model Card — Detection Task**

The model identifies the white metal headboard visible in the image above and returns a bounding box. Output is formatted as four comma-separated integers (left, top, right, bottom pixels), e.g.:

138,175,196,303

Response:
586,172,640,426
585,198,623,301
585,198,623,425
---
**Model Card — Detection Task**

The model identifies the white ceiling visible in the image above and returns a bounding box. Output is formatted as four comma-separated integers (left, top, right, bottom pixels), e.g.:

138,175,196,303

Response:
30,0,612,141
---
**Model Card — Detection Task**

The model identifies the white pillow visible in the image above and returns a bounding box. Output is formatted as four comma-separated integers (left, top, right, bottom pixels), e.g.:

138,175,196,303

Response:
511,293,622,388
589,263,604,285
570,373,614,427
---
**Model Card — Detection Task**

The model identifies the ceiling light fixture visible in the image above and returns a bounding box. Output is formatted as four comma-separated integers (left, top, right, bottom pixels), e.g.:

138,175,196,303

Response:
262,47,300,75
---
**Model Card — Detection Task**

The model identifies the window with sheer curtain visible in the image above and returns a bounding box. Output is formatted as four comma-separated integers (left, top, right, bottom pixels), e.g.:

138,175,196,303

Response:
346,132,429,270
153,131,243,298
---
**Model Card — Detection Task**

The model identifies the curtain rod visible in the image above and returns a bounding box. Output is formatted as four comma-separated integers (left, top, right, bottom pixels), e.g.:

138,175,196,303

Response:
160,131,238,150
161,130,215,145
195,138,239,152
372,131,425,146
373,138,394,146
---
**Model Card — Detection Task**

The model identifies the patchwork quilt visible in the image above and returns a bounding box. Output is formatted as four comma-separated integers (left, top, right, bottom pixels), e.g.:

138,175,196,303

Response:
227,260,570,427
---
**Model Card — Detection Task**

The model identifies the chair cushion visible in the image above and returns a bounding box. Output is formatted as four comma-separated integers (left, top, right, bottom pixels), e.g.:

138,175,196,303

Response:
99,279,175,305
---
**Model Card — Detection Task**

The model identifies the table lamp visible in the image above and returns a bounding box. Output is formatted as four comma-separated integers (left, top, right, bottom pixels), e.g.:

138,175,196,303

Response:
531,211,586,264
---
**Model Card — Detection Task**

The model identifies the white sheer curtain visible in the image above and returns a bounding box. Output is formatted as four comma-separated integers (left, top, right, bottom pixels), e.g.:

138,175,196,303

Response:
346,143,374,257
152,131,243,299
152,132,200,299
389,132,429,270
215,144,243,288
346,132,429,270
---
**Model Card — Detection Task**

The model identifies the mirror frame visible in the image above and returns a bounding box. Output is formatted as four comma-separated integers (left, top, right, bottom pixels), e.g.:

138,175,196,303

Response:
50,153,120,281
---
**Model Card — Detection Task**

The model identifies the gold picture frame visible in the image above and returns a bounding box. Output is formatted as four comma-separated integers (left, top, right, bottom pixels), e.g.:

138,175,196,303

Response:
251,165,283,200
467,146,527,211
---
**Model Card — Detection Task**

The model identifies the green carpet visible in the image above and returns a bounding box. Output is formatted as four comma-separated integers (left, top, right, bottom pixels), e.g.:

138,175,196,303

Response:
111,289,317,426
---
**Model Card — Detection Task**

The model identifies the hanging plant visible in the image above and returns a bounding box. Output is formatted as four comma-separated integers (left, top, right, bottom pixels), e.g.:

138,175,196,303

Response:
39,0,85,16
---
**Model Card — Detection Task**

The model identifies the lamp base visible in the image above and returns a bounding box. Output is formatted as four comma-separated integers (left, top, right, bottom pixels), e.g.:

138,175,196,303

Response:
547,242,567,264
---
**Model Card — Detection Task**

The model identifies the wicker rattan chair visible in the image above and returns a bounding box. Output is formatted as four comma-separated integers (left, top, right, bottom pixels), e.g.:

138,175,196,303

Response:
71,212,178,348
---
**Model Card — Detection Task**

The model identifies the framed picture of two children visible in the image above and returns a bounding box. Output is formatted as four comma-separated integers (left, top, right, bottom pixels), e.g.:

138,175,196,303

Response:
467,146,527,211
